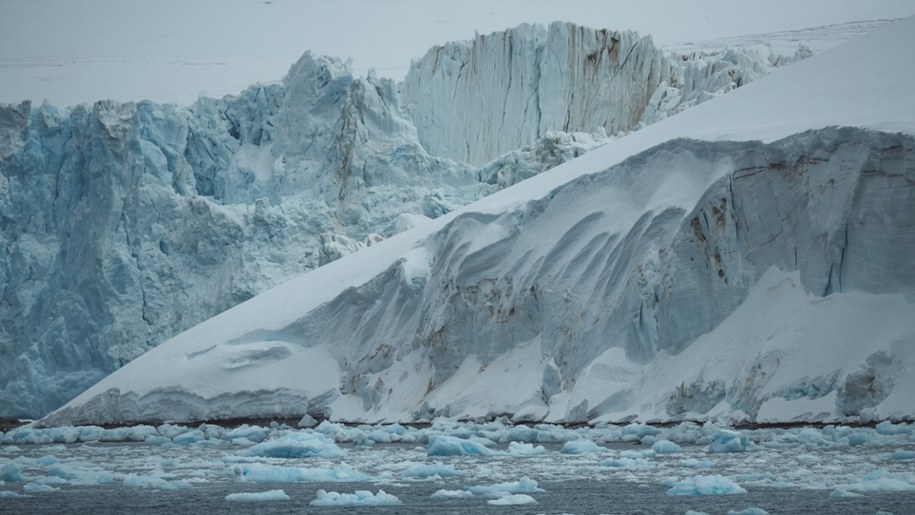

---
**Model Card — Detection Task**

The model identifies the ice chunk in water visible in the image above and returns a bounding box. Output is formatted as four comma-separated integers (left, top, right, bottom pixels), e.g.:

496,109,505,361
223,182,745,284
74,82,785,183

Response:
427,435,497,456
829,488,863,498
487,493,538,505
561,439,602,454
844,468,915,492
230,462,370,483
172,430,206,445
0,464,24,482
310,489,401,506
122,474,192,490
225,489,290,502
651,440,683,454
707,430,754,453
23,482,59,494
507,442,546,456
666,475,747,495
431,489,474,498
50,464,114,485
242,432,344,458
402,461,464,478
469,476,544,498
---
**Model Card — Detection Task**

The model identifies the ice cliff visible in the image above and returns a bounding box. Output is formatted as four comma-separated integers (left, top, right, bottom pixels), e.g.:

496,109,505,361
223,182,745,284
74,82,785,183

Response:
2,23,809,418
402,21,806,165
39,125,915,427
37,14,915,427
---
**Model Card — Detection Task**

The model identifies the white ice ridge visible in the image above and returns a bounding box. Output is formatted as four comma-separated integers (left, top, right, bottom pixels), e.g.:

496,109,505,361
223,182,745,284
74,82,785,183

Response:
0,22,815,418
38,17,915,427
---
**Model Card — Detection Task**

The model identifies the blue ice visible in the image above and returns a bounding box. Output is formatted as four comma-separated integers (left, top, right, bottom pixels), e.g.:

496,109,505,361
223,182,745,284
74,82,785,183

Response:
402,461,465,479
427,435,497,456
666,474,747,495
241,432,344,458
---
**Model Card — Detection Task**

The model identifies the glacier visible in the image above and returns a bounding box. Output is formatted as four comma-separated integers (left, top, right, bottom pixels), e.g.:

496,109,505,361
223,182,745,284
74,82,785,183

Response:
0,22,809,418
35,16,915,427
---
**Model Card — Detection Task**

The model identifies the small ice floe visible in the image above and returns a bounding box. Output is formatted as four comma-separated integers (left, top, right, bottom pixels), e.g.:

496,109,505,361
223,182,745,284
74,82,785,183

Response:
230,462,370,483
651,439,683,454
507,441,546,456
600,457,654,469
842,468,915,493
401,461,465,479
122,474,192,490
22,482,58,494
241,432,344,458
666,474,747,495
487,493,538,505
829,488,863,498
309,489,401,506
427,435,497,456
726,508,768,515
0,463,25,482
225,489,290,502
560,439,602,454
469,476,544,498
707,430,755,453
49,464,114,486
430,489,474,498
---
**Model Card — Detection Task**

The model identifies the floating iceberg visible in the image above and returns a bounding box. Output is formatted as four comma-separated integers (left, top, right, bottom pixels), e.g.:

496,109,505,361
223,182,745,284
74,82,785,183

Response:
561,439,603,454
707,430,755,453
488,493,538,505
225,489,290,502
427,435,497,457
122,474,192,490
401,461,465,479
241,432,344,459
430,489,474,499
666,475,747,496
309,489,401,507
469,476,545,498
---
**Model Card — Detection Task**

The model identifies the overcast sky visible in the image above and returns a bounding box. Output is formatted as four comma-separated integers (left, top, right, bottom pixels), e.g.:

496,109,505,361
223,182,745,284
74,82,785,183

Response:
2,0,913,107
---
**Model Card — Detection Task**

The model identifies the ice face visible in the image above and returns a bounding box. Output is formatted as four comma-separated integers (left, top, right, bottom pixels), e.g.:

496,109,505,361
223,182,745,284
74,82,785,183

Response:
0,21,815,420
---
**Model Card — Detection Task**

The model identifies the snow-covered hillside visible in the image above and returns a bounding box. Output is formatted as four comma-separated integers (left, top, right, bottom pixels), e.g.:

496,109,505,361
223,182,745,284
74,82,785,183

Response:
0,22,817,419
40,16,915,427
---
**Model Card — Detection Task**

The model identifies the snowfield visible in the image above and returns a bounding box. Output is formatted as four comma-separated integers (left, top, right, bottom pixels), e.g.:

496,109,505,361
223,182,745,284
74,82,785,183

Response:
36,15,915,427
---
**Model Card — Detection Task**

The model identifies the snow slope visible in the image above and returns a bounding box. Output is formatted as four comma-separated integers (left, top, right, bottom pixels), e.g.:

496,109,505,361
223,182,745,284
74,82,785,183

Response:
0,22,823,418
40,16,915,426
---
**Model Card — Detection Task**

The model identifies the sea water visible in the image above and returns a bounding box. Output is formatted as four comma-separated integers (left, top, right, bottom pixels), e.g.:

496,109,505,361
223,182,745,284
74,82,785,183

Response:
2,421,914,514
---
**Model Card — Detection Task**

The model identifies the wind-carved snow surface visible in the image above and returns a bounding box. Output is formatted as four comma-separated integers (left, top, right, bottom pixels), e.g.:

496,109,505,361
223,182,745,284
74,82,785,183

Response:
39,126,915,426
0,23,809,418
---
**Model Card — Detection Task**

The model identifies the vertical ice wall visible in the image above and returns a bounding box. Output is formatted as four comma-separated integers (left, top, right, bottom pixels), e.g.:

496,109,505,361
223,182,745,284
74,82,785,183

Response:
401,22,669,165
